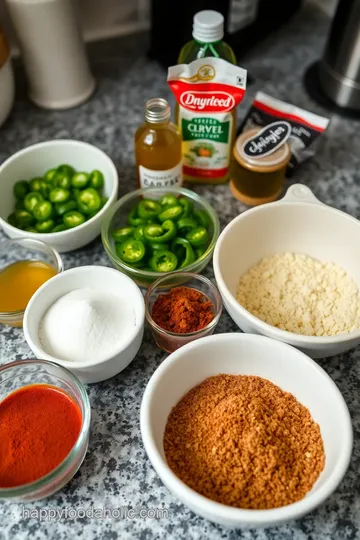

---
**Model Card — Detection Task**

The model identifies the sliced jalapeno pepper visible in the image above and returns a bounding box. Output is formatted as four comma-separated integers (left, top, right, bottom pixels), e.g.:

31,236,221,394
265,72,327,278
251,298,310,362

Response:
15,200,25,211
29,177,43,192
52,223,67,233
194,209,211,228
33,201,53,222
150,242,169,253
49,187,71,204
134,225,145,241
40,181,51,199
159,194,178,207
13,180,29,200
171,237,195,268
137,199,161,220
177,217,198,234
63,210,86,229
14,210,34,228
144,219,177,243
24,192,44,213
35,219,55,233
44,168,57,184
186,226,209,246
55,172,72,190
25,226,37,233
89,170,104,190
72,188,81,200
7,213,18,228
57,164,75,177
179,197,193,217
149,250,178,272
55,200,77,216
116,239,146,264
128,206,146,227
158,205,183,222
195,246,206,258
112,226,134,243
77,188,101,215
71,172,89,189
100,196,108,208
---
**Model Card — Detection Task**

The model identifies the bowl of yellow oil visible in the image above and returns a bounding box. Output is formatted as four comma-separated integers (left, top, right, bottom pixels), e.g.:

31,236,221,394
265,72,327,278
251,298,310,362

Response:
0,237,63,327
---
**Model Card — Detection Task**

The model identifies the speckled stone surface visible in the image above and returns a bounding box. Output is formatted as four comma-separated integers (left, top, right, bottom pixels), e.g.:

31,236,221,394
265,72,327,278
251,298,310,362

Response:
1,3,360,539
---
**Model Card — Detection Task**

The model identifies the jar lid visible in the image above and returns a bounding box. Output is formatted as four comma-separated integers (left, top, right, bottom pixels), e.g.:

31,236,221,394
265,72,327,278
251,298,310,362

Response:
234,125,291,173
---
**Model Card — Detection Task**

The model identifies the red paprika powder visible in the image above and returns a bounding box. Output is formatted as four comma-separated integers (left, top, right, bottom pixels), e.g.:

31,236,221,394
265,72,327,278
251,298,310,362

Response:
151,286,214,334
0,384,82,488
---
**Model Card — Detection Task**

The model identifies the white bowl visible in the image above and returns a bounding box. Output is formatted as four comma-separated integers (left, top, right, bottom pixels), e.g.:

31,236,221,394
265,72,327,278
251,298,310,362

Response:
0,140,118,253
213,184,360,358
140,333,352,528
23,265,145,384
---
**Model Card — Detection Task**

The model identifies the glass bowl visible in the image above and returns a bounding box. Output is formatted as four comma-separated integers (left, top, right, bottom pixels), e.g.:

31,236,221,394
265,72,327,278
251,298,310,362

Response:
145,272,222,353
0,237,63,327
0,359,91,502
101,187,220,288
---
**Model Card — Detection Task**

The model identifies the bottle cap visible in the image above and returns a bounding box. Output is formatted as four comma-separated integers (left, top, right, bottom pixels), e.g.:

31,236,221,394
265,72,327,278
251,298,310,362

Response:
145,98,171,124
193,10,224,43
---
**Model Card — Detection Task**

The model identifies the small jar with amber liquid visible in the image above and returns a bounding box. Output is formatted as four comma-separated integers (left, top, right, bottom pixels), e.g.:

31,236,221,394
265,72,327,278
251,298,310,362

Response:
135,98,182,190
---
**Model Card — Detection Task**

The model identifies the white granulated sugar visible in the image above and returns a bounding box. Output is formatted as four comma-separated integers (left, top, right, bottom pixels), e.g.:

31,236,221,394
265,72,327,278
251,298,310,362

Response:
236,253,360,337
39,288,136,362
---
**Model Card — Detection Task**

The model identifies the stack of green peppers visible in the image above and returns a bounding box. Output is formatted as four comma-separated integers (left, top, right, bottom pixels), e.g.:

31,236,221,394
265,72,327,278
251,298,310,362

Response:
112,194,211,272
8,165,107,233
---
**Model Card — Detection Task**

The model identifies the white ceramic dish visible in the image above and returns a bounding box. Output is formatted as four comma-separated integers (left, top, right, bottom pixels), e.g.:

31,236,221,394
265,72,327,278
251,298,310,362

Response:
23,265,145,384
140,333,352,528
214,184,360,358
0,140,118,253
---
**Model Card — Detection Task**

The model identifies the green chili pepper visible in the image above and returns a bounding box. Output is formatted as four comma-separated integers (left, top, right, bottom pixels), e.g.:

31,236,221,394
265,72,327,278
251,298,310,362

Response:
89,170,104,190
55,172,72,190
71,172,89,189
13,180,29,200
55,200,77,216
144,219,177,243
30,177,43,192
35,219,55,233
195,246,207,258
158,205,183,222
128,206,146,227
33,201,53,222
49,187,70,204
137,199,161,220
14,210,34,228
134,225,145,241
15,200,25,211
7,213,18,227
24,192,44,213
100,196,108,208
77,188,101,215
116,239,146,264
171,237,195,268
159,194,178,207
44,168,57,184
72,188,81,200
25,226,37,233
112,226,134,243
63,210,86,229
150,242,169,253
40,181,51,199
194,209,211,228
179,197,193,217
177,217,198,234
52,223,67,233
57,164,75,177
186,226,209,246
149,250,178,272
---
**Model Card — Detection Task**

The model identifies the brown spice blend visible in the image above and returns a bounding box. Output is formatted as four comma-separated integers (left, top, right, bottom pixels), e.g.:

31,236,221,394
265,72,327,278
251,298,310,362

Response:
151,286,214,334
164,374,325,510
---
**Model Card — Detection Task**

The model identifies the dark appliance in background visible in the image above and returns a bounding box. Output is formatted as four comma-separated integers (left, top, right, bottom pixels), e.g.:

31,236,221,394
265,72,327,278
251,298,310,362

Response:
149,0,304,69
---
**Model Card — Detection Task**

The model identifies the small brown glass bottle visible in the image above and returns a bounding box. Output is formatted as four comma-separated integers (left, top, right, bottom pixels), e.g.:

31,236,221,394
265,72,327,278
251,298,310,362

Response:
135,98,182,189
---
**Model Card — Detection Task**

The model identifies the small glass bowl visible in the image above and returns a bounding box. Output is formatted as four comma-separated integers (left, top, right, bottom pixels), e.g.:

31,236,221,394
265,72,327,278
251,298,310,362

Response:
145,272,222,353
101,186,220,288
0,237,63,327
0,359,91,502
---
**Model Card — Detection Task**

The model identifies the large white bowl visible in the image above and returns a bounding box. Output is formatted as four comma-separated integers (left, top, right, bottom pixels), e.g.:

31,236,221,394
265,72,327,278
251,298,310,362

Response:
0,140,118,253
23,265,145,384
213,184,360,358
140,333,352,528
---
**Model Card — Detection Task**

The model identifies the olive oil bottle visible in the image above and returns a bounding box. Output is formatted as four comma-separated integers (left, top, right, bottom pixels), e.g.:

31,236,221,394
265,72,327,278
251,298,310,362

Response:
135,98,182,189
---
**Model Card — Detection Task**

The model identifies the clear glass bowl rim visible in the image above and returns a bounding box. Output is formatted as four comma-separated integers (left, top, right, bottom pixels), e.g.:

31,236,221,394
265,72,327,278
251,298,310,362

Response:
0,359,91,499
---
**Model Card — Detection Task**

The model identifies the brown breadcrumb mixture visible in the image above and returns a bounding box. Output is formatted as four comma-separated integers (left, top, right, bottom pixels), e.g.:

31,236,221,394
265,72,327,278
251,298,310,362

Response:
164,374,325,510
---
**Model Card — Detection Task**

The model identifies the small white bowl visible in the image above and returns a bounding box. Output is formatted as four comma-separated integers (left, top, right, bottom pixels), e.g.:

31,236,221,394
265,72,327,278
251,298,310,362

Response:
23,265,145,384
0,140,118,253
140,333,352,528
214,184,360,358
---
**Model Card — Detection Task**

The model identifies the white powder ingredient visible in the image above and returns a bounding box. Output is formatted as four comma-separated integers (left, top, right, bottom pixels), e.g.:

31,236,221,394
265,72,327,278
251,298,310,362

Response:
236,253,360,337
39,288,136,362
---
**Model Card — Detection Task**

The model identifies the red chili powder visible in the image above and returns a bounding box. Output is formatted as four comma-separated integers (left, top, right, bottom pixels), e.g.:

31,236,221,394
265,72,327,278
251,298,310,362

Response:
0,384,82,488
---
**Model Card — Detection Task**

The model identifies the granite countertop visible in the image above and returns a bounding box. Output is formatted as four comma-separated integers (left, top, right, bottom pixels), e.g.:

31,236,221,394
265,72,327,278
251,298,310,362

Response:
1,3,360,539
